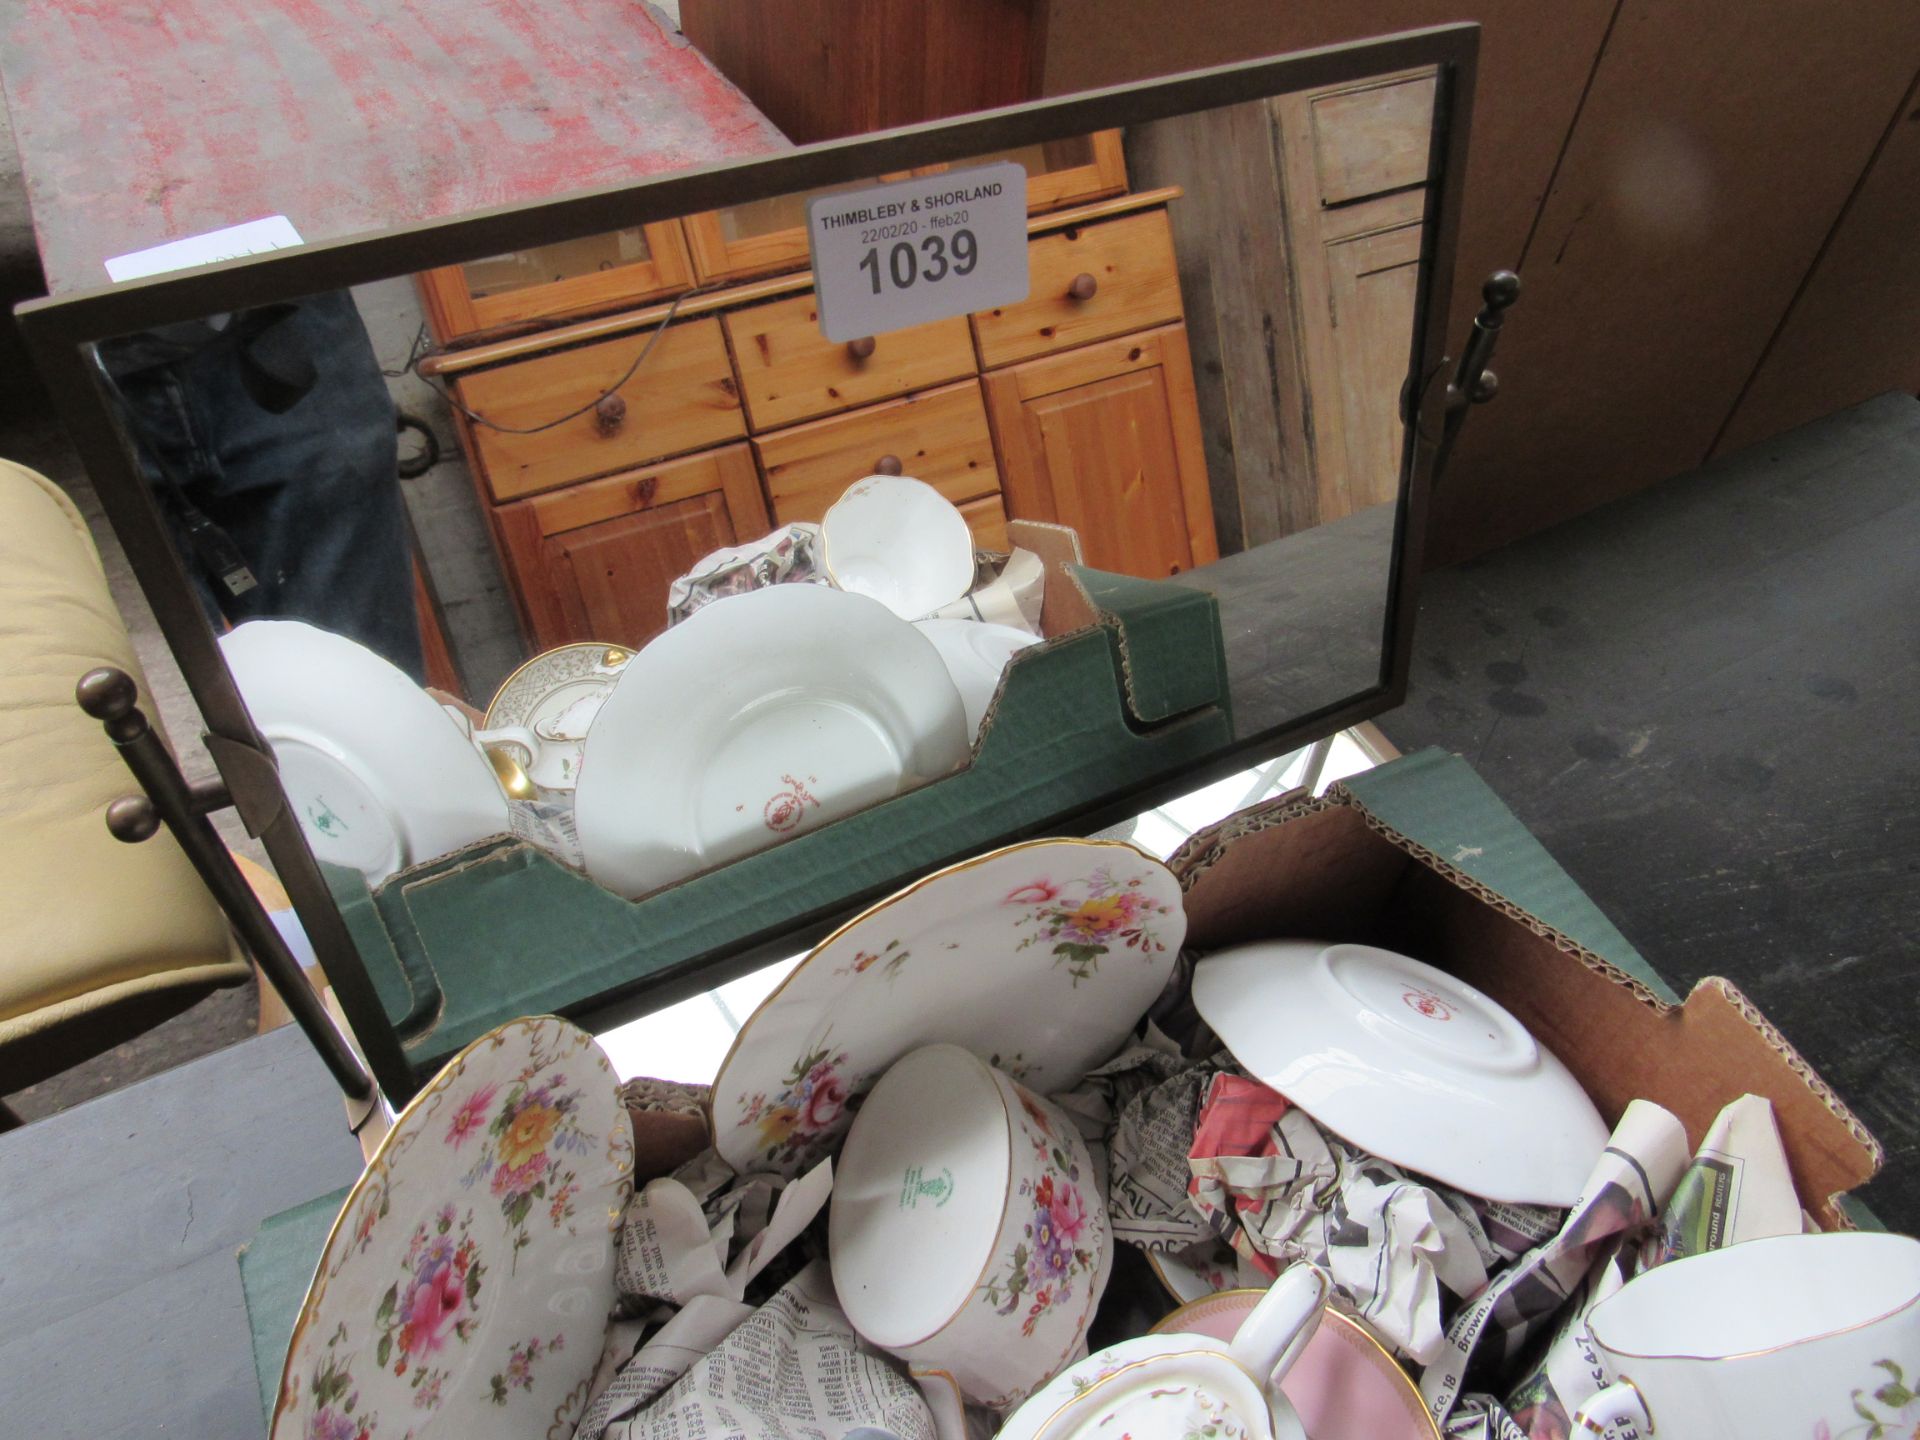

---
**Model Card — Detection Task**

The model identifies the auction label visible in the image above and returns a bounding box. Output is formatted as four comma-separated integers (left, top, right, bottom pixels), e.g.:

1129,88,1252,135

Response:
808,161,1029,342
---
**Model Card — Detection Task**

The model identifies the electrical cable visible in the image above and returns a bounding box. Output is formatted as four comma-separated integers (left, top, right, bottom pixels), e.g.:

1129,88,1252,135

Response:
404,282,724,436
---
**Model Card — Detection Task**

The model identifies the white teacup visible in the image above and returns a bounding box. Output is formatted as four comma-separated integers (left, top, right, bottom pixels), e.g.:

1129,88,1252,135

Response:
1574,1230,1920,1437
1001,1264,1332,1440
822,476,976,620
461,713,598,793
828,1043,1112,1411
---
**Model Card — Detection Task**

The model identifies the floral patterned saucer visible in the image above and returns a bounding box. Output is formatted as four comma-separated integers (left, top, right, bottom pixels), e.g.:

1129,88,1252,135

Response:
711,837,1185,1177
270,1016,634,1440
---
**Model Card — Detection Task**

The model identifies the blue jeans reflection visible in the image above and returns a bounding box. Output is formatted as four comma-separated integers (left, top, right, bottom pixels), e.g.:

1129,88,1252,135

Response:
98,291,425,681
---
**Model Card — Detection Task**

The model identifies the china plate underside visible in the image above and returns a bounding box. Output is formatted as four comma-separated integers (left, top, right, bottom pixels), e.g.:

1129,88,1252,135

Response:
711,836,1186,1177
1192,941,1609,1205
270,1016,633,1440
222,620,507,885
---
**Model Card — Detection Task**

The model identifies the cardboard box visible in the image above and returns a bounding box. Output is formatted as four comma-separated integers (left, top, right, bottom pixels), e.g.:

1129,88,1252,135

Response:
1167,751,1882,1230
242,745,1885,1427
327,521,1235,1077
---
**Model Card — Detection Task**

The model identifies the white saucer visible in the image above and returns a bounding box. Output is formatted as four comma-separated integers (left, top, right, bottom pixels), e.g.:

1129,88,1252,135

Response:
1191,941,1608,1205
823,475,976,620
573,585,969,899
221,621,509,886
711,836,1185,1176
911,618,1042,739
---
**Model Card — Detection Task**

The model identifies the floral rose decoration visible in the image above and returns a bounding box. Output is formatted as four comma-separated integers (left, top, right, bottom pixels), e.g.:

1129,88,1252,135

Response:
800,1061,849,1133
304,1355,374,1440
397,1236,469,1359
374,1206,485,1401
737,1038,856,1168
983,1093,1103,1339
1050,1180,1088,1243
1007,864,1172,984
498,1099,561,1171
1004,880,1060,906
445,1083,498,1147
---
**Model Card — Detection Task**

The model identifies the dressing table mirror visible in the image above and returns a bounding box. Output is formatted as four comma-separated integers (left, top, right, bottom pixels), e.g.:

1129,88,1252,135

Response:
18,24,1481,1102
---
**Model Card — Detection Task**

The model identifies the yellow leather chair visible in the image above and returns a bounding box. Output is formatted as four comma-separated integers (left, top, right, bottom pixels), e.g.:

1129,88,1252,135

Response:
0,457,250,1101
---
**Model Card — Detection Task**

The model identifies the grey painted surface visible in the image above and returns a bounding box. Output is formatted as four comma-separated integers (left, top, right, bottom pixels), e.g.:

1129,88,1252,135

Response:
0,1024,366,1436
1379,391,1920,1234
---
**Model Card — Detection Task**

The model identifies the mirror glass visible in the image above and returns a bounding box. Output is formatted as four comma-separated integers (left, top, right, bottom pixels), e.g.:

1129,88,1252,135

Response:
70,59,1444,1060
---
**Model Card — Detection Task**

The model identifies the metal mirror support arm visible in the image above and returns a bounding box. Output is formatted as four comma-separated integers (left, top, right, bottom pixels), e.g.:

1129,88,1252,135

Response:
1431,269,1521,480
74,666,377,1106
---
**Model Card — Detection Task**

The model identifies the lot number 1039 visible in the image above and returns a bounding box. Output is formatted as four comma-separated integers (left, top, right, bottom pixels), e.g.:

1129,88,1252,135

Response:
857,228,979,295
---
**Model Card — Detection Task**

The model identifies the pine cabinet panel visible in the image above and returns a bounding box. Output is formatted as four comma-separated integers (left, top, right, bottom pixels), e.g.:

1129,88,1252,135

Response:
725,293,976,430
755,380,1002,524
972,209,1184,367
986,325,1218,577
457,318,745,502
494,445,769,650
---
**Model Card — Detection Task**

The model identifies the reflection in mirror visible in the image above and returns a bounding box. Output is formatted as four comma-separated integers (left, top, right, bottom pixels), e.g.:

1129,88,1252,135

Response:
85,68,1436,906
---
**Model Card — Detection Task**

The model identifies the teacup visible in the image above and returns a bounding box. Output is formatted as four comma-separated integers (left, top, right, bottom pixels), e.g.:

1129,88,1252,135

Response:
1573,1230,1920,1438
828,1043,1112,1411
459,712,598,794
999,1264,1333,1440
822,476,977,620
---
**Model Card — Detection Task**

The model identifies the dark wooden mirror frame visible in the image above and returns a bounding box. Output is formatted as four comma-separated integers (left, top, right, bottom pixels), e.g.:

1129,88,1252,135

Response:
16,23,1478,1102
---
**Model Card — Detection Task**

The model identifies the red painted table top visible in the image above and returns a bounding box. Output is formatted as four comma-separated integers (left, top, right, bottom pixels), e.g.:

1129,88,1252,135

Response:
0,0,788,295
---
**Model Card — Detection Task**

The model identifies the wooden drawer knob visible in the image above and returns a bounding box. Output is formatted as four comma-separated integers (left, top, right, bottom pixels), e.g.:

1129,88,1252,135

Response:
846,336,877,360
874,454,904,476
594,393,627,435
1067,272,1099,301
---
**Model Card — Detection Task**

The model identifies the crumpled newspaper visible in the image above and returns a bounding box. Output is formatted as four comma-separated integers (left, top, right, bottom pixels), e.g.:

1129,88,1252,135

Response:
587,1261,936,1440
574,1154,937,1440
1443,1093,1805,1440
1090,1053,1557,1367
1415,1099,1689,1429
1184,1074,1551,1366
666,523,828,626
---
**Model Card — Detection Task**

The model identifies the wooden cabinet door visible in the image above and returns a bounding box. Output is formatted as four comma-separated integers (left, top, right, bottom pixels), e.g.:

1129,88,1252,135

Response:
494,445,770,651
985,325,1218,578
1274,72,1434,524
1322,220,1422,513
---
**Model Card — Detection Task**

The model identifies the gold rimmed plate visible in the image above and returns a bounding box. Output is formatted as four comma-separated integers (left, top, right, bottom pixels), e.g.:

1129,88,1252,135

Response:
709,835,1185,1177
270,1016,634,1440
